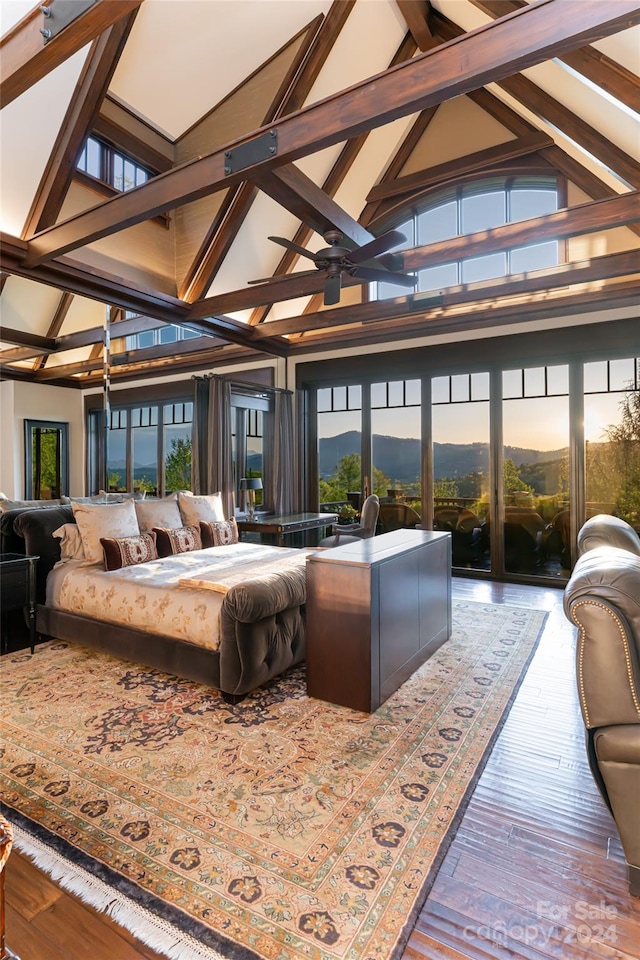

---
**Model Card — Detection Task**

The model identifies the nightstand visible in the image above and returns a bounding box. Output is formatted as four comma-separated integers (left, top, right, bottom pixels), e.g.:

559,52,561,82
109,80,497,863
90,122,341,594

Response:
0,554,38,655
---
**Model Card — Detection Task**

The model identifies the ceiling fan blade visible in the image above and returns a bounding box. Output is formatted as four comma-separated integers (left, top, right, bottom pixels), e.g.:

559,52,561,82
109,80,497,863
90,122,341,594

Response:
352,265,416,287
347,229,406,265
324,274,342,306
248,268,320,285
268,236,318,261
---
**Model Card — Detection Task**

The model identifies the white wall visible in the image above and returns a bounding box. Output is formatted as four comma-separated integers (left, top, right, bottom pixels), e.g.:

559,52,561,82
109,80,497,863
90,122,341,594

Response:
0,381,85,498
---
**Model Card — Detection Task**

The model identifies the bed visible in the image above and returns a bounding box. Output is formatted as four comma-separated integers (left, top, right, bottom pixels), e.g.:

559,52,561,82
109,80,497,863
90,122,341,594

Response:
10,502,312,703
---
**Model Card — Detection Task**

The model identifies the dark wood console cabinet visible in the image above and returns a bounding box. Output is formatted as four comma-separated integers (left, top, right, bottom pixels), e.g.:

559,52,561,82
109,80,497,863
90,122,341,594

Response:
0,553,38,655
306,529,451,712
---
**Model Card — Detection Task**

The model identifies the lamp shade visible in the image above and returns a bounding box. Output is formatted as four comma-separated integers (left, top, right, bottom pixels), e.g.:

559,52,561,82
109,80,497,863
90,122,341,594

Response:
240,477,263,490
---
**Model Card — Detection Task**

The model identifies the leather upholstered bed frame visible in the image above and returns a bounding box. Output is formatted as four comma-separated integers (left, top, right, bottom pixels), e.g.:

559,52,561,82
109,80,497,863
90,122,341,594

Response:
7,505,307,703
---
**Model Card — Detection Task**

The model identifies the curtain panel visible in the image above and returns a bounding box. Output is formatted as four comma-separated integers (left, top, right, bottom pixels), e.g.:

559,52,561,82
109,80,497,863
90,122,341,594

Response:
192,375,235,519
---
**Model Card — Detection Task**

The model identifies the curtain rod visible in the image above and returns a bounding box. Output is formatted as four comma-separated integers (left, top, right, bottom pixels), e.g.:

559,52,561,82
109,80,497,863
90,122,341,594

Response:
191,373,292,395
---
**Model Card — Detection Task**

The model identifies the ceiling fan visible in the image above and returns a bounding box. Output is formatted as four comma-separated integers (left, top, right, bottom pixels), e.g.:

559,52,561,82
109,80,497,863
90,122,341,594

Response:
249,229,415,306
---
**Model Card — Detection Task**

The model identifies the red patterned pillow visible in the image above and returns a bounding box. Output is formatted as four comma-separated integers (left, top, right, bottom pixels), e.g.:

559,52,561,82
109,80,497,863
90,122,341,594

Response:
153,525,202,557
200,518,239,548
101,532,158,571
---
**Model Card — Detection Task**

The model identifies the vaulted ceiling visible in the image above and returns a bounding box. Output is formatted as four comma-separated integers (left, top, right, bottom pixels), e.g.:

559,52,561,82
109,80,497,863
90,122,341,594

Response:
1,0,639,387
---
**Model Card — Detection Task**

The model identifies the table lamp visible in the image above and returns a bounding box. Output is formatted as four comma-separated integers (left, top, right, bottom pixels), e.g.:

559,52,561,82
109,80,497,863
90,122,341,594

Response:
240,477,263,520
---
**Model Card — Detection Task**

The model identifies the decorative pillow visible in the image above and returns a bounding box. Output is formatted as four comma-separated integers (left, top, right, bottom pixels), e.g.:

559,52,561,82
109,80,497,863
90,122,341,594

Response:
153,525,202,558
135,494,182,533
71,499,140,565
52,523,85,562
200,518,239,548
100,532,158,571
178,491,225,526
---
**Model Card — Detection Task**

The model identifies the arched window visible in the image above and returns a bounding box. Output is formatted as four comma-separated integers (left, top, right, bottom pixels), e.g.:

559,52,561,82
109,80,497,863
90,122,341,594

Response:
374,177,559,300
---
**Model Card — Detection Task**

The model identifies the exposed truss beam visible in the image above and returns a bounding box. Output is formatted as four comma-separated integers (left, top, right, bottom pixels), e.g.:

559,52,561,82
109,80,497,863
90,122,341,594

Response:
22,12,139,238
254,164,375,247
23,0,640,267
33,292,73,370
179,3,355,303
432,10,640,190
396,0,437,51
253,249,640,338
190,192,640,316
286,281,640,353
471,0,640,113
367,131,553,203
400,192,640,272
0,241,290,356
0,0,143,108
250,30,418,325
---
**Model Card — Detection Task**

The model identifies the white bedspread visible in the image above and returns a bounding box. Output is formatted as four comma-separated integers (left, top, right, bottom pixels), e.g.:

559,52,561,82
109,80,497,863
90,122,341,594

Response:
46,542,312,652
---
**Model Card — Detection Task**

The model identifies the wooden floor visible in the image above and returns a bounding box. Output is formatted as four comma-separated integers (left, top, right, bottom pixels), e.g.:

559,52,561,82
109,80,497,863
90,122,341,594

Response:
4,579,640,960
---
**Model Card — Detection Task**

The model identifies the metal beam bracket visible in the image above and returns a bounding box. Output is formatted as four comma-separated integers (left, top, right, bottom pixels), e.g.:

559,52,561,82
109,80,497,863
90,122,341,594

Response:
40,1,98,44
224,130,277,176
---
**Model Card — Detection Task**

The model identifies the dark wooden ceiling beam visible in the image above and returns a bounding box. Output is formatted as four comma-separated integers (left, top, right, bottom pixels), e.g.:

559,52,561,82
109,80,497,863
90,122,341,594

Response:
541,144,640,239
191,191,640,316
471,0,640,113
366,131,553,203
32,334,227,380
0,241,289,357
33,292,74,370
23,0,640,267
395,0,438,51
0,328,57,350
255,249,639,339
402,192,640,272
0,0,143,108
22,11,139,238
360,104,439,229
432,10,640,190
179,5,354,303
254,164,375,247
286,281,640,353
250,30,419,325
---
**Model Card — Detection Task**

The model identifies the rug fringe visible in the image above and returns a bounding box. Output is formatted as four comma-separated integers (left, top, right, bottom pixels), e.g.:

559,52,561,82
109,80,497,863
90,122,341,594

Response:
12,824,227,960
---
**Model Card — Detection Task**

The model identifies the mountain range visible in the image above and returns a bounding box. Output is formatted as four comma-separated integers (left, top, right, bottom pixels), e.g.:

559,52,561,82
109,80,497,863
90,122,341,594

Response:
319,431,567,483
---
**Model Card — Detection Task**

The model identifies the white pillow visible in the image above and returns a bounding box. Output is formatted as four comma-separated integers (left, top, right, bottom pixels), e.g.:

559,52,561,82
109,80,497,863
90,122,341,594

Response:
71,500,140,565
52,523,86,562
178,491,225,526
135,494,182,533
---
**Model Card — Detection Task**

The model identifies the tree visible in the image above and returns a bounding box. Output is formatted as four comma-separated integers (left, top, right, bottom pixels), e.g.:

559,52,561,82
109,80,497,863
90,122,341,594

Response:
319,453,391,502
587,388,640,528
164,437,192,493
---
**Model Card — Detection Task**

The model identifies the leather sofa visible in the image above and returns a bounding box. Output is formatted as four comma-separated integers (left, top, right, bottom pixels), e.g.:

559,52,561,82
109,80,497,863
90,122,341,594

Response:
563,514,640,896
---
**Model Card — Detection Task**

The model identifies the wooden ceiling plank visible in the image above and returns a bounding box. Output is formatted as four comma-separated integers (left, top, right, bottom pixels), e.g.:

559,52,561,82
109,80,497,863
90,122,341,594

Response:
396,1,437,52
22,12,139,239
253,249,640,338
467,87,537,137
179,2,355,304
367,131,553,203
0,0,143,108
471,0,640,112
33,292,74,370
23,0,640,267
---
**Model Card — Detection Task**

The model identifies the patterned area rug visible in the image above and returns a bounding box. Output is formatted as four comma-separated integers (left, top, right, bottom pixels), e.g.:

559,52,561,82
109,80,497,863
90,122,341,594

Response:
0,599,546,960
